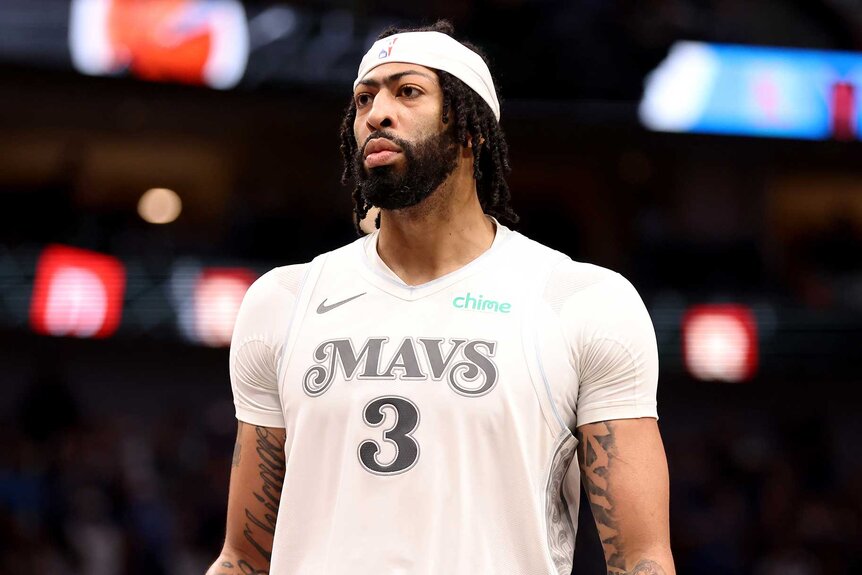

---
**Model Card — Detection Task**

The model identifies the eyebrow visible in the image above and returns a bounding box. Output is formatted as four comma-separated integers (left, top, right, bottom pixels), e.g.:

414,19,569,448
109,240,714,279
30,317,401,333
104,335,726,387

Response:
356,70,437,90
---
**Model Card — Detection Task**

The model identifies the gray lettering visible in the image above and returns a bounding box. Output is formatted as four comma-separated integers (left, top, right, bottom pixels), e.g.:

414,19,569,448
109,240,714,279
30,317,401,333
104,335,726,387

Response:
381,338,423,379
304,337,499,398
420,338,467,379
448,340,498,396
358,396,420,475
302,338,388,396
358,338,387,379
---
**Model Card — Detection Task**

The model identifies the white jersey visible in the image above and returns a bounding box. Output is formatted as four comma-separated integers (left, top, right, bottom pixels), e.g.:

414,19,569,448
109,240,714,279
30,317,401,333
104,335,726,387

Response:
230,223,659,575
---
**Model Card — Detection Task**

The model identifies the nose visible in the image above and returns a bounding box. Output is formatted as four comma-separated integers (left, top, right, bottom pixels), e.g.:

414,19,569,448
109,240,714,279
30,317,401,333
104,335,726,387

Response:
365,91,396,132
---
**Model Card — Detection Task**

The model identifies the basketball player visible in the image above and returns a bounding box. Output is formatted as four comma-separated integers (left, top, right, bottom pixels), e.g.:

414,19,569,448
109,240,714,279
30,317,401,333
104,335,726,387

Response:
208,21,674,575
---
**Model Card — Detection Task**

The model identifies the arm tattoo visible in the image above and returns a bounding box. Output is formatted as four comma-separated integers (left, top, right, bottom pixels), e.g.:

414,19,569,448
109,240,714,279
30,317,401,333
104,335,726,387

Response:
208,558,268,575
577,422,627,572
627,560,667,575
576,423,669,575
242,426,286,565
232,425,243,468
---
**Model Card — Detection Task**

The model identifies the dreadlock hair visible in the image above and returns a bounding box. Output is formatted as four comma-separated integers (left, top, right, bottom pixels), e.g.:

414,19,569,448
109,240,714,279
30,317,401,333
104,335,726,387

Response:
340,19,519,233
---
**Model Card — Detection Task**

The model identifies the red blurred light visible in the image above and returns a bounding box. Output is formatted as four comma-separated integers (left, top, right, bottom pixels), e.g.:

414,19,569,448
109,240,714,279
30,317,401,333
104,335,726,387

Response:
70,0,249,89
682,304,758,383
831,81,857,141
193,268,257,347
30,245,126,339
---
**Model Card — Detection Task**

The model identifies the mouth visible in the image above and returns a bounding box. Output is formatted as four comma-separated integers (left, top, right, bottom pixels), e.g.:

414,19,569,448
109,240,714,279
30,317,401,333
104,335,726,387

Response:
363,138,403,168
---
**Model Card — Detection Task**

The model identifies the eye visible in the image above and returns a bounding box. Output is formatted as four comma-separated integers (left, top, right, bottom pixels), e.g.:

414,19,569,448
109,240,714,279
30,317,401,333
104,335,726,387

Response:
399,85,422,99
355,93,373,108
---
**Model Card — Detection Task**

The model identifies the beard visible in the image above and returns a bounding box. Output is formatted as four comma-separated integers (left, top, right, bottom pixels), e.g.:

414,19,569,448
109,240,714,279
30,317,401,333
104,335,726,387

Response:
354,127,460,211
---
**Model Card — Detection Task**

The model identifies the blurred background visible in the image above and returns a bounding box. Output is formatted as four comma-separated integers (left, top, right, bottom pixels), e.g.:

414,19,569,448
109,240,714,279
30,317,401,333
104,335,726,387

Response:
0,0,861,573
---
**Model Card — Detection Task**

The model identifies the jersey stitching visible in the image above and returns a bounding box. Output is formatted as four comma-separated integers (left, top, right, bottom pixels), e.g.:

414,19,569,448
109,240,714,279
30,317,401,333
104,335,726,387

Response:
356,226,516,301
233,337,277,385
231,338,284,426
534,256,575,435
277,259,323,400
577,334,646,422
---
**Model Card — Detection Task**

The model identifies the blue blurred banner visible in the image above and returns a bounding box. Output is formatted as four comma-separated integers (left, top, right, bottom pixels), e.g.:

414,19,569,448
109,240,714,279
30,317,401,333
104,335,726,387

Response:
640,42,862,141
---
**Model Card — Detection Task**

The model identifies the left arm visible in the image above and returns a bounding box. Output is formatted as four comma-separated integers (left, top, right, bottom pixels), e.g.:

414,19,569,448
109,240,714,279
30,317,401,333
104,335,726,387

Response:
576,417,674,575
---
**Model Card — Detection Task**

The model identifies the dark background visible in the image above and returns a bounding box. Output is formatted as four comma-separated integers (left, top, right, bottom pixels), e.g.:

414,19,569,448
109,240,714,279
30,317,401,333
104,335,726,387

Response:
1,1,861,573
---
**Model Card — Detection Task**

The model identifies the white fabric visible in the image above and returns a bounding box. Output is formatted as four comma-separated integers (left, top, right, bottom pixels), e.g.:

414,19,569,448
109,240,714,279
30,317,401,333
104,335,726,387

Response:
362,219,510,286
230,225,659,574
354,31,501,121
230,265,308,428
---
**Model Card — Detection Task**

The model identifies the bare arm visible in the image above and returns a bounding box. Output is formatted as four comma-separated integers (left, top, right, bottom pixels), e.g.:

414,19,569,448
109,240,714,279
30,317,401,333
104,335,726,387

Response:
575,418,675,575
206,421,287,575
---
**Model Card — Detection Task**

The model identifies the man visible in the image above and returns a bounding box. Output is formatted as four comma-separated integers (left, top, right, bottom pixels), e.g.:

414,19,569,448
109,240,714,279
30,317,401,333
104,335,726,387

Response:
208,20,674,575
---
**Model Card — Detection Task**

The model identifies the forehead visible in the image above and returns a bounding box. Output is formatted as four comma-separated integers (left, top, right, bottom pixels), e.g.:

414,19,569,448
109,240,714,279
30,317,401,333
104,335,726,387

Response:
355,62,440,90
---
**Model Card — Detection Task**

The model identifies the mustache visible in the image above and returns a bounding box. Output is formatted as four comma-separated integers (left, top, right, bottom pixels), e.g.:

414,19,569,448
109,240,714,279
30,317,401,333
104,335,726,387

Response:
361,131,411,155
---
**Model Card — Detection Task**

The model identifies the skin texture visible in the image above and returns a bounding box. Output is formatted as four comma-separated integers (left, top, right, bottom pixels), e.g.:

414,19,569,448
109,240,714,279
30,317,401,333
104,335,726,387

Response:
206,422,287,575
575,418,675,575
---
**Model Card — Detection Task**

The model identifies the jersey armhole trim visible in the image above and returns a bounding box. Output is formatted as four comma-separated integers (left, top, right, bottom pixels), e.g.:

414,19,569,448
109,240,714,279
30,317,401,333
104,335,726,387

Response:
276,258,325,395
528,255,573,438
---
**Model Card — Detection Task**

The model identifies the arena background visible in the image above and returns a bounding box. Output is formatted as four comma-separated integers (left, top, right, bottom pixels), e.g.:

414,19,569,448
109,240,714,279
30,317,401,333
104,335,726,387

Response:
1,1,861,573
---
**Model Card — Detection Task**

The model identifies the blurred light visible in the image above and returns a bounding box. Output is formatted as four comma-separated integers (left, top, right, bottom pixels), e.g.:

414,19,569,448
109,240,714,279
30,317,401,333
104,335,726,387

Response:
193,268,257,347
683,304,758,383
639,42,720,133
640,41,862,141
138,187,182,224
69,0,249,89
30,245,126,339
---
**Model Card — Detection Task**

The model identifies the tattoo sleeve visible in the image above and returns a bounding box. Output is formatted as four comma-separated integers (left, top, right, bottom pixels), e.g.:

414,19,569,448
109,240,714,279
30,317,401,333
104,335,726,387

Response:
232,424,243,468
206,558,269,575
242,426,286,565
626,560,667,575
211,424,286,575
576,422,667,575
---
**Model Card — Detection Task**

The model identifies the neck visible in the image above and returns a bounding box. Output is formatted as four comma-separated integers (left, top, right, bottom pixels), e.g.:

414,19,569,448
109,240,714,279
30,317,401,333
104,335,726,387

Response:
375,165,496,286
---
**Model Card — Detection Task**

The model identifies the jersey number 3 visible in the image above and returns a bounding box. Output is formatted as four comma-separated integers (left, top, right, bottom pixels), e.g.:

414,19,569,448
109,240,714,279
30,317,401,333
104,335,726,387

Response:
358,396,420,475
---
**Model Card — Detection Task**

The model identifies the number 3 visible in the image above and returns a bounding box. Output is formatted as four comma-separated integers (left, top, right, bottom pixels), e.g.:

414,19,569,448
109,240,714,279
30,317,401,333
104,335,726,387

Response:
358,396,420,475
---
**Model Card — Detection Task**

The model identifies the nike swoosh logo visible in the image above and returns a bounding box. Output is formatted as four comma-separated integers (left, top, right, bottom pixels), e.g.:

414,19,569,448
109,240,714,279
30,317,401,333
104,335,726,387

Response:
316,292,367,314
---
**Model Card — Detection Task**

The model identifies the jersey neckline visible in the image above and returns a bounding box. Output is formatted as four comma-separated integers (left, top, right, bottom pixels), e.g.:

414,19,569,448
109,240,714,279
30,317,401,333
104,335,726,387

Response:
354,219,514,301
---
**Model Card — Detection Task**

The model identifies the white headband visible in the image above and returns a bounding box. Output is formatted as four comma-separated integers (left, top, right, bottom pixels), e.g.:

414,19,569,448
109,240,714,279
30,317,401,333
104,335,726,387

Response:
354,31,500,121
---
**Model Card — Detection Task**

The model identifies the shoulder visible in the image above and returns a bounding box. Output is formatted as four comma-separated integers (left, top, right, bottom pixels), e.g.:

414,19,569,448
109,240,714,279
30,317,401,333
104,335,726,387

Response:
237,235,366,326
505,230,570,265
509,231,649,331
550,261,647,324
232,262,311,347
241,263,312,311
507,230,628,301
318,232,376,267
546,258,623,299
547,260,653,348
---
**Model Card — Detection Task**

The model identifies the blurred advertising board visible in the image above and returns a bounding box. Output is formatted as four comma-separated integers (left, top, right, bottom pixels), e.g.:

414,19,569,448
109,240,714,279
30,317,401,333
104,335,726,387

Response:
640,42,862,141
30,244,126,339
0,0,378,90
69,0,250,89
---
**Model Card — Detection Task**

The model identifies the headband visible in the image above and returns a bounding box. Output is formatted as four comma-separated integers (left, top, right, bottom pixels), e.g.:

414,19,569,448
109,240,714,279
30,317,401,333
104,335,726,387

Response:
354,31,500,121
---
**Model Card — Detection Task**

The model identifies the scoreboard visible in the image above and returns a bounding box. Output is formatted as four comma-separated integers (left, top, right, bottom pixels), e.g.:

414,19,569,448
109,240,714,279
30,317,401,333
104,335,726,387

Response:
640,42,862,141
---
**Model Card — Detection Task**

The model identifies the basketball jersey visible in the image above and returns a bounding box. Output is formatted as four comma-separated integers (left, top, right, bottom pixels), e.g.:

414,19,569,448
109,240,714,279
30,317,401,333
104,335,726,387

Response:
230,223,659,575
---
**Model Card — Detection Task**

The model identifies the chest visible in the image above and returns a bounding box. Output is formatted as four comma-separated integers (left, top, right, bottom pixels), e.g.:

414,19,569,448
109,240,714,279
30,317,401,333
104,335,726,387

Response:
279,275,541,423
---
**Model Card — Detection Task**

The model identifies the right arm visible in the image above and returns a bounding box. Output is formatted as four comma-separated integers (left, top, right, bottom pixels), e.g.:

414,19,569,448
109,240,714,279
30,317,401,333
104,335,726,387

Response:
206,421,287,575
212,267,304,573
